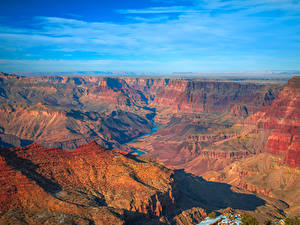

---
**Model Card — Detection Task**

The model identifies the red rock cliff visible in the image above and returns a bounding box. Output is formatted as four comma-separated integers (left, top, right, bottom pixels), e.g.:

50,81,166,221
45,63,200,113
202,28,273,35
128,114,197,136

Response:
245,76,300,167
0,141,177,224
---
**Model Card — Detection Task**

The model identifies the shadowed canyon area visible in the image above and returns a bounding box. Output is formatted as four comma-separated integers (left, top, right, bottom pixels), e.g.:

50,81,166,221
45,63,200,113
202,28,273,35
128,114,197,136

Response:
0,142,287,224
0,72,299,224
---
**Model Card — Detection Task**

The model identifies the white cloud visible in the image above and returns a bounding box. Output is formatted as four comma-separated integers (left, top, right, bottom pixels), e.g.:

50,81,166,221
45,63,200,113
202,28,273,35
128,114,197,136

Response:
118,6,204,14
0,0,299,72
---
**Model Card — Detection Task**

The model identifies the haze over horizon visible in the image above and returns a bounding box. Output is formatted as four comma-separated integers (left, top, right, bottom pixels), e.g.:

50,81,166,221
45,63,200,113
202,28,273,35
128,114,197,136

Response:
0,0,300,73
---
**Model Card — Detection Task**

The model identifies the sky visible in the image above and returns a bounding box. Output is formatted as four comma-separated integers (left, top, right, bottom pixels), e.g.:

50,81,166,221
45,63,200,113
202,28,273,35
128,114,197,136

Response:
0,0,299,73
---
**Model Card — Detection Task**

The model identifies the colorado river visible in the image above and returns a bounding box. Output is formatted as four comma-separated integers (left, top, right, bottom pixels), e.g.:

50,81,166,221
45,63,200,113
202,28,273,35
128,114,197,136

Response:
128,124,158,156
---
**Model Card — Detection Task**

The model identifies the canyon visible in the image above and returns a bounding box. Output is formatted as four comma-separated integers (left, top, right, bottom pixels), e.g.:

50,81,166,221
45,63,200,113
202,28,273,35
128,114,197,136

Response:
0,72,283,153
0,72,299,224
203,76,300,217
0,141,289,224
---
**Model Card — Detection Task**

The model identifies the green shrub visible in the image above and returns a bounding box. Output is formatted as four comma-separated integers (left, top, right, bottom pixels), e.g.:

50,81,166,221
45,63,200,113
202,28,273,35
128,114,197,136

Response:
264,220,272,225
285,217,300,225
208,211,217,219
241,214,258,225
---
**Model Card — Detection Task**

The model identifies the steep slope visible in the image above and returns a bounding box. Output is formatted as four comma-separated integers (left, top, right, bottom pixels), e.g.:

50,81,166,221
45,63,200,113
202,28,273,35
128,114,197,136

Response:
0,142,176,224
130,77,299,176
201,77,300,217
0,103,153,150
0,142,288,224
203,153,300,217
151,79,279,115
0,74,156,149
232,76,300,167
257,76,300,167
0,73,281,153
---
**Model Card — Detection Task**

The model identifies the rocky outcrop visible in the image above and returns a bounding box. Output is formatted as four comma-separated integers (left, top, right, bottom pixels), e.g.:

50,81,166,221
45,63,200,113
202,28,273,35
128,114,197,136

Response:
173,208,207,225
128,111,266,175
1,72,298,223
151,80,280,115
0,103,153,149
0,141,290,224
183,150,251,176
0,73,281,151
160,75,299,175
244,76,300,167
194,75,300,217
0,141,177,224
185,133,239,144
203,153,300,217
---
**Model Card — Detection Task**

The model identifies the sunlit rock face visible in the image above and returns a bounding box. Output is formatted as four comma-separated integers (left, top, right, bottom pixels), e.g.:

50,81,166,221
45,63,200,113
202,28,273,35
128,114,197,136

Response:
0,141,177,224
0,142,289,224
264,77,300,167
0,73,281,152
1,73,299,224
131,76,299,176
201,77,300,217
203,152,300,218
244,76,300,167
1,73,298,170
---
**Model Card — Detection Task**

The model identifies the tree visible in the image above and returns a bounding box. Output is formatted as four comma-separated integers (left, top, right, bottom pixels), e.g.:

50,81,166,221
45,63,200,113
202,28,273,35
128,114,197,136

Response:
241,214,258,225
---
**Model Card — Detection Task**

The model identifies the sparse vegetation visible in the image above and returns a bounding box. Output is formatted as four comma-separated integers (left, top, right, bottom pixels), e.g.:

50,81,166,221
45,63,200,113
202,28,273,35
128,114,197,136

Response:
241,214,258,225
285,217,300,225
264,219,272,225
220,172,226,179
208,211,217,219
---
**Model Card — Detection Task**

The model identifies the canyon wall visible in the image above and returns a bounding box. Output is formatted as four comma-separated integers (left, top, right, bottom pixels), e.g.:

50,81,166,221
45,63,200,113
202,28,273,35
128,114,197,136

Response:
0,73,281,153
0,142,288,224
0,141,177,224
203,153,300,217
130,76,299,175
1,72,299,223
2,73,299,169
243,76,300,167
201,77,300,217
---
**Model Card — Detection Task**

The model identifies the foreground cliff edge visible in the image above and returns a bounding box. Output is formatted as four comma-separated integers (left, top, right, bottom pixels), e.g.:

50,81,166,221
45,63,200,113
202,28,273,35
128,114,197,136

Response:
0,141,290,224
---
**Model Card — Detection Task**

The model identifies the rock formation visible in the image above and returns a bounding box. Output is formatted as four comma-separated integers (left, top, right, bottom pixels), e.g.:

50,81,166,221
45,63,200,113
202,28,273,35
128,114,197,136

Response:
0,141,176,224
203,153,300,218
1,72,299,223
0,73,282,151
256,76,299,167
0,142,288,224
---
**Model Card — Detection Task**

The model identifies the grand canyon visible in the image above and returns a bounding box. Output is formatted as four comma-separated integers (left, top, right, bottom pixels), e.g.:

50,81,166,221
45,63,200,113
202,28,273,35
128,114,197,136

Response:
2,0,300,223
0,72,299,224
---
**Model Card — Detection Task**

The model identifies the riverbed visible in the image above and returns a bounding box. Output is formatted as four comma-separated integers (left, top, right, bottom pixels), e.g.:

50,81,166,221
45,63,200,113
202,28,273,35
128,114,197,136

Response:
128,124,158,156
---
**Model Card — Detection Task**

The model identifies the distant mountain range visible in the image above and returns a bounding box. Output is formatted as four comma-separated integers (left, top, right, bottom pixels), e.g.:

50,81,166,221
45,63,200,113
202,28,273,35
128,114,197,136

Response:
9,70,300,80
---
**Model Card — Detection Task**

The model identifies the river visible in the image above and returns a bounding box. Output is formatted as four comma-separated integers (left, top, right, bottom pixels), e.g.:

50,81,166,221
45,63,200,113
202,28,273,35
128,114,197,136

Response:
128,124,158,156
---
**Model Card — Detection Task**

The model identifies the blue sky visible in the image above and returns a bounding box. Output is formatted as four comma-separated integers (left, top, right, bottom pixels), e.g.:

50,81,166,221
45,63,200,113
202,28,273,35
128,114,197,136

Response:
0,0,299,73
